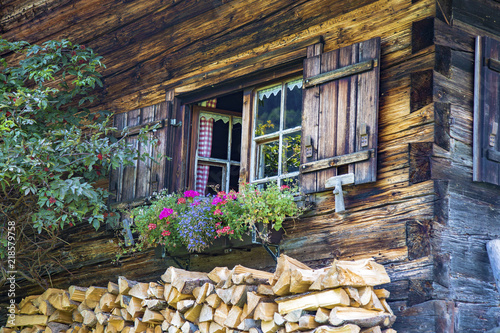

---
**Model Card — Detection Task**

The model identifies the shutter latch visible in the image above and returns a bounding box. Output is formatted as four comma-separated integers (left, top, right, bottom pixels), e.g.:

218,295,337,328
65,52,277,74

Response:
305,135,313,158
359,123,369,148
325,173,355,213
490,121,498,147
170,119,182,127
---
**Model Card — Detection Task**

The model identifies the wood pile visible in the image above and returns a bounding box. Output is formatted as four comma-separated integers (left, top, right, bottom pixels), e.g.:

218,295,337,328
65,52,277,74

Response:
1,255,396,333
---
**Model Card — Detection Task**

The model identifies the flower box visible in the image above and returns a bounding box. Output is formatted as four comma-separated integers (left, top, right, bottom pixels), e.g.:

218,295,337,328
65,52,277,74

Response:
157,222,284,257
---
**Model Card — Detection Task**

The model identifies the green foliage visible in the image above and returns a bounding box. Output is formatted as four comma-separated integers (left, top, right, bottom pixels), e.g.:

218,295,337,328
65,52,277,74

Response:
0,38,157,261
128,183,302,254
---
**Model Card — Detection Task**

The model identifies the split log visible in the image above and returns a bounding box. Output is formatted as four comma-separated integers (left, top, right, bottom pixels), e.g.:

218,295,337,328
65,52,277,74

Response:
96,312,110,326
163,267,211,294
33,289,66,308
107,282,120,296
285,322,299,333
68,286,88,302
205,294,222,309
380,299,393,315
237,319,260,331
328,307,396,328
271,255,311,286
357,288,372,307
168,287,195,307
162,320,171,331
147,282,165,299
105,324,117,333
313,325,361,333
365,292,384,312
127,297,145,318
177,299,196,313
283,310,312,323
72,309,83,323
184,303,203,323
249,328,264,333
94,323,104,333
208,322,224,333
134,318,148,332
198,322,210,333
122,326,134,333
257,285,274,296
48,292,79,311
224,306,242,328
49,310,73,324
273,312,286,326
275,289,350,314
19,295,40,309
373,290,390,300
321,260,390,289
233,265,274,285
253,302,278,321
261,320,279,333
215,287,233,305
20,301,40,315
381,329,397,333
142,299,168,311
193,283,212,304
108,315,126,331
359,327,381,333
231,285,257,307
46,322,70,333
343,288,361,307
85,287,107,309
160,308,175,323
6,315,49,327
290,268,328,294
100,293,117,312
142,308,164,324
171,311,186,328
168,326,181,333
129,283,150,300
213,303,230,326
298,315,320,330
117,295,133,308
207,267,231,285
199,304,215,322
272,269,291,296
119,277,139,295
81,309,97,327
181,321,198,333
314,309,330,324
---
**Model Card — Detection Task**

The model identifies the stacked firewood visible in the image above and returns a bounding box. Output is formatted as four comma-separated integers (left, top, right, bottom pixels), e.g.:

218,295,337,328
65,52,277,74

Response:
1,255,396,333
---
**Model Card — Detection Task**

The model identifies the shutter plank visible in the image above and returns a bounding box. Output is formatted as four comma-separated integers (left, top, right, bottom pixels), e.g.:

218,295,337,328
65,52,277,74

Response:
109,113,127,204
136,106,155,198
354,38,380,184
316,48,339,193
483,37,500,184
348,44,359,176
301,44,322,193
122,108,141,202
151,101,169,194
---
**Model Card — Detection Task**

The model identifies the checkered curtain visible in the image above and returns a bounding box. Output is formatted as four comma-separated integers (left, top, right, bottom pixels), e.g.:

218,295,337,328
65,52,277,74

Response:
196,116,214,194
198,98,217,108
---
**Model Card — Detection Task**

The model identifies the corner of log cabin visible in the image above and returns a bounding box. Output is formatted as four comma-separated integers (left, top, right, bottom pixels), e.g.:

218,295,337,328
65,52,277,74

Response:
2,0,500,331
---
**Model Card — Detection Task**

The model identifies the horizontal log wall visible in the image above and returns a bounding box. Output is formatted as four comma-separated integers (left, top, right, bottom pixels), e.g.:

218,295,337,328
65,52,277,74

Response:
0,0,468,331
429,0,500,330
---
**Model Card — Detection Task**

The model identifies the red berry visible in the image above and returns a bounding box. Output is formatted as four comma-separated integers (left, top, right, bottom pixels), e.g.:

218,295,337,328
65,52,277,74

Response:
71,51,76,56
79,60,84,64
96,171,101,176
69,223,73,227
44,167,49,172
6,111,11,117
80,45,86,50
97,153,103,161
49,197,56,204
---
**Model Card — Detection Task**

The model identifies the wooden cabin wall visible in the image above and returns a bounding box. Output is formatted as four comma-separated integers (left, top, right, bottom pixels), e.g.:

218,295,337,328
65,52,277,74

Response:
0,0,459,331
428,0,500,331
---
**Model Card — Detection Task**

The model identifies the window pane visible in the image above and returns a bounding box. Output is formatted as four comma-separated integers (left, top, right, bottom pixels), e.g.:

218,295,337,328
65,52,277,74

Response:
282,131,301,174
209,119,229,159
229,165,240,192
285,79,302,129
231,121,241,161
206,164,225,195
256,85,281,136
256,140,279,179
281,175,299,188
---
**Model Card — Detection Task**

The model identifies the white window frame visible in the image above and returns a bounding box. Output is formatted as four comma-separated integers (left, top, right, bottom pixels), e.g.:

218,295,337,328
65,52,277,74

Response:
250,77,302,187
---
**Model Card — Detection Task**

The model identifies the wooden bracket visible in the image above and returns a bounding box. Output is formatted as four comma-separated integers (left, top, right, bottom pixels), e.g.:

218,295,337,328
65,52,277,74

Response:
325,173,355,213
303,59,377,88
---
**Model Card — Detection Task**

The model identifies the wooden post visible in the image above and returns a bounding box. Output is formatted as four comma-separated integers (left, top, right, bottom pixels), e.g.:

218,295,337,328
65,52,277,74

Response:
487,239,500,291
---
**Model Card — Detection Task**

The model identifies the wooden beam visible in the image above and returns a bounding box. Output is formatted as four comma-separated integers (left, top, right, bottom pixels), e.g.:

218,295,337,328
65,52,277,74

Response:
303,59,377,88
301,150,373,174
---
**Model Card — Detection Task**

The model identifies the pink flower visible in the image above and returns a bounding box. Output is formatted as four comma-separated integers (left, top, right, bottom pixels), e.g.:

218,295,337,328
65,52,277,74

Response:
191,200,201,206
162,230,171,236
217,191,227,198
159,208,173,220
280,185,290,190
177,198,186,204
213,209,223,216
184,190,200,198
48,197,56,204
148,223,157,230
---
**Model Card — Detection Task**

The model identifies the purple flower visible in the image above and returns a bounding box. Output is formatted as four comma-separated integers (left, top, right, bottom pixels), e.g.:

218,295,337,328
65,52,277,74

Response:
159,208,173,220
184,190,200,198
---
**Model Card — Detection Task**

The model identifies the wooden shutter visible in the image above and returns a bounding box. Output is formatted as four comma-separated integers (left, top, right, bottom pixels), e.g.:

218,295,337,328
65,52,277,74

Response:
109,100,180,207
300,37,381,194
473,36,500,186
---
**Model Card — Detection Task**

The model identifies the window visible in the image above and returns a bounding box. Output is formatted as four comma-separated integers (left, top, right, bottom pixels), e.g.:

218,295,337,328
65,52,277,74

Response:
251,78,303,186
109,37,382,207
473,35,500,186
191,106,242,195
